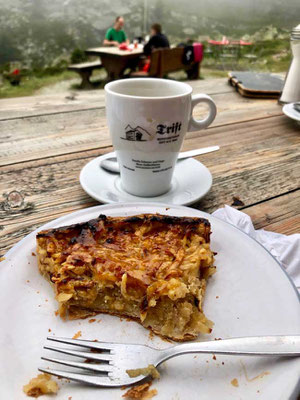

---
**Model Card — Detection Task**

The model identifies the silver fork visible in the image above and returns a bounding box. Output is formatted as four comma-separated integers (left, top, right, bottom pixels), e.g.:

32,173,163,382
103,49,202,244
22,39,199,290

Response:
39,335,300,387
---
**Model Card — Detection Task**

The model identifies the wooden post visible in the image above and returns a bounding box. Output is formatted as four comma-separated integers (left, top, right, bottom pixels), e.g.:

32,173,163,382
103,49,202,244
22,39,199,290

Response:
79,70,93,89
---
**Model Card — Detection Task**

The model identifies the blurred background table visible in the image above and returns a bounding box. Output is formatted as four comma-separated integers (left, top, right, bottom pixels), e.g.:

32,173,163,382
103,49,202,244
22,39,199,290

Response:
85,46,143,80
0,77,299,256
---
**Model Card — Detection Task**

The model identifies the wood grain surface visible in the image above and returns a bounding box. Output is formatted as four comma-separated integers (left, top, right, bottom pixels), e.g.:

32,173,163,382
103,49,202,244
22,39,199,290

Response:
0,78,299,256
0,79,241,119
0,92,282,166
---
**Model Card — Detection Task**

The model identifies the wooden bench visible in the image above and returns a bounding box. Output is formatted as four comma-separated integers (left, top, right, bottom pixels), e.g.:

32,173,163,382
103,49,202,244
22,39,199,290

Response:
131,47,201,79
68,61,103,89
130,50,162,78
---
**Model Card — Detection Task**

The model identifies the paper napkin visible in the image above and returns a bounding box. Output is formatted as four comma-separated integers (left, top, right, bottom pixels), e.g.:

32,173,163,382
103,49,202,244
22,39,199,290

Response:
212,205,300,292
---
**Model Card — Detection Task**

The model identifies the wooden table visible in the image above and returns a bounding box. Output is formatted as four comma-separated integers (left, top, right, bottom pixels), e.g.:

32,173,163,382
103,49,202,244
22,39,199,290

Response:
85,47,143,80
0,78,299,257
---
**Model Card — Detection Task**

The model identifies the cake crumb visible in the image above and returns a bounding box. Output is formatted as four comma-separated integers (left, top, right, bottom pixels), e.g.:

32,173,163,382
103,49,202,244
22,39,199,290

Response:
23,373,58,397
48,328,51,332
55,310,59,316
122,382,157,399
222,362,224,365
216,296,219,299
240,361,270,382
32,252,36,256
72,331,82,339
97,319,101,323
148,331,154,340
231,378,239,387
127,365,160,380
231,196,245,207
212,355,216,360
88,319,96,323
0,257,6,262
68,397,72,400
160,336,173,344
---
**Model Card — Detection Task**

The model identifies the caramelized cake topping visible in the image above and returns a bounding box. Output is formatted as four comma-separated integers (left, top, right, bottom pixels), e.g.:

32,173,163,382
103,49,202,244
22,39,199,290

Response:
36,214,215,341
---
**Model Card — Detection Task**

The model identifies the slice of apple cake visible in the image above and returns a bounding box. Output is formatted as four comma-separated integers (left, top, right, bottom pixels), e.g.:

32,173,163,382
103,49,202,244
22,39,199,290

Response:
36,213,215,341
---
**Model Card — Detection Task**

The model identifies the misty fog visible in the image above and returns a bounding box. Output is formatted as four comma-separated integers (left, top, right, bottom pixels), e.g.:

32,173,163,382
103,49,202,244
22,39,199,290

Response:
1,0,299,67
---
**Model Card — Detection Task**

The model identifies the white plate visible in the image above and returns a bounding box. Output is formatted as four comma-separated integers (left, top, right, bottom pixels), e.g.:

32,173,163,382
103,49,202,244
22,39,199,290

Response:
282,103,300,124
80,154,212,206
1,203,299,400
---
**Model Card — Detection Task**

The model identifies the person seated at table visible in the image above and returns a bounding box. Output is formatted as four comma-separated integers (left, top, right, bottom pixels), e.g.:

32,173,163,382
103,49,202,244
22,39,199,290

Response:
103,16,130,47
135,23,169,74
143,23,170,56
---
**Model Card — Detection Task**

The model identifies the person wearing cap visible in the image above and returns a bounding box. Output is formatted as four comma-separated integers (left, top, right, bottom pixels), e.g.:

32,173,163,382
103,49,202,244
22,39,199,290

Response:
103,16,129,47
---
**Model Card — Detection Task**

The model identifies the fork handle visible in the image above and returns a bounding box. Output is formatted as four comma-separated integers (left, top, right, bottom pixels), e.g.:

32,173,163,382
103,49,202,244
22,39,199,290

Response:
157,336,300,364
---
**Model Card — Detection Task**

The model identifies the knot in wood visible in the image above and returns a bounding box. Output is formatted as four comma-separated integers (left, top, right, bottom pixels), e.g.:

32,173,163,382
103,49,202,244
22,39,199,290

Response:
7,190,24,208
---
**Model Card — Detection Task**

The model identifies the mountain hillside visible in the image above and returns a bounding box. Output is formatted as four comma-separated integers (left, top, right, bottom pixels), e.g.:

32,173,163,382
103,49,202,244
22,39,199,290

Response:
0,0,299,67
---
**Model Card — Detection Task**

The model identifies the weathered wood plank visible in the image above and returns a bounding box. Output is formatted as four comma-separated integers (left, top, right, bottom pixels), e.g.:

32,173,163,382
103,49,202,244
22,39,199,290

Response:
0,95,105,121
0,204,97,257
241,190,300,235
1,188,298,257
1,115,299,255
182,114,299,156
0,80,297,256
2,190,298,257
0,79,233,120
0,92,282,166
260,215,300,235
0,109,111,166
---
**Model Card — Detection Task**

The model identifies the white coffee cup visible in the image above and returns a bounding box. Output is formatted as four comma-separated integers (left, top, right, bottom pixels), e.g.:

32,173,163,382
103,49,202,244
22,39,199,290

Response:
105,78,216,197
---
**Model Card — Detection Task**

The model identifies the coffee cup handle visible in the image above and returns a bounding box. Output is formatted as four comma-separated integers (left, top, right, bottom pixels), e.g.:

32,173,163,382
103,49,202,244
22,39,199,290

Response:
188,94,217,132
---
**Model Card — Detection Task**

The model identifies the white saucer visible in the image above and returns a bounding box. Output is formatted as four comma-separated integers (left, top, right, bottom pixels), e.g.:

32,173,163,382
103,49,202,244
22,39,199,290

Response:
79,153,212,205
282,103,300,124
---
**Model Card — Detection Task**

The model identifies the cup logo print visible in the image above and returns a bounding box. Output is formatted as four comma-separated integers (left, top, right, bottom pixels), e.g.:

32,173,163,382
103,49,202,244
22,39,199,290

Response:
122,121,182,142
156,122,182,135
122,125,151,141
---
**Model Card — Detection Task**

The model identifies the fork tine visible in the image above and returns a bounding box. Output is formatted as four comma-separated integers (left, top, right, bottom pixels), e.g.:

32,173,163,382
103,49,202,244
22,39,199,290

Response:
41,356,114,373
38,367,115,387
44,345,113,362
47,336,116,351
